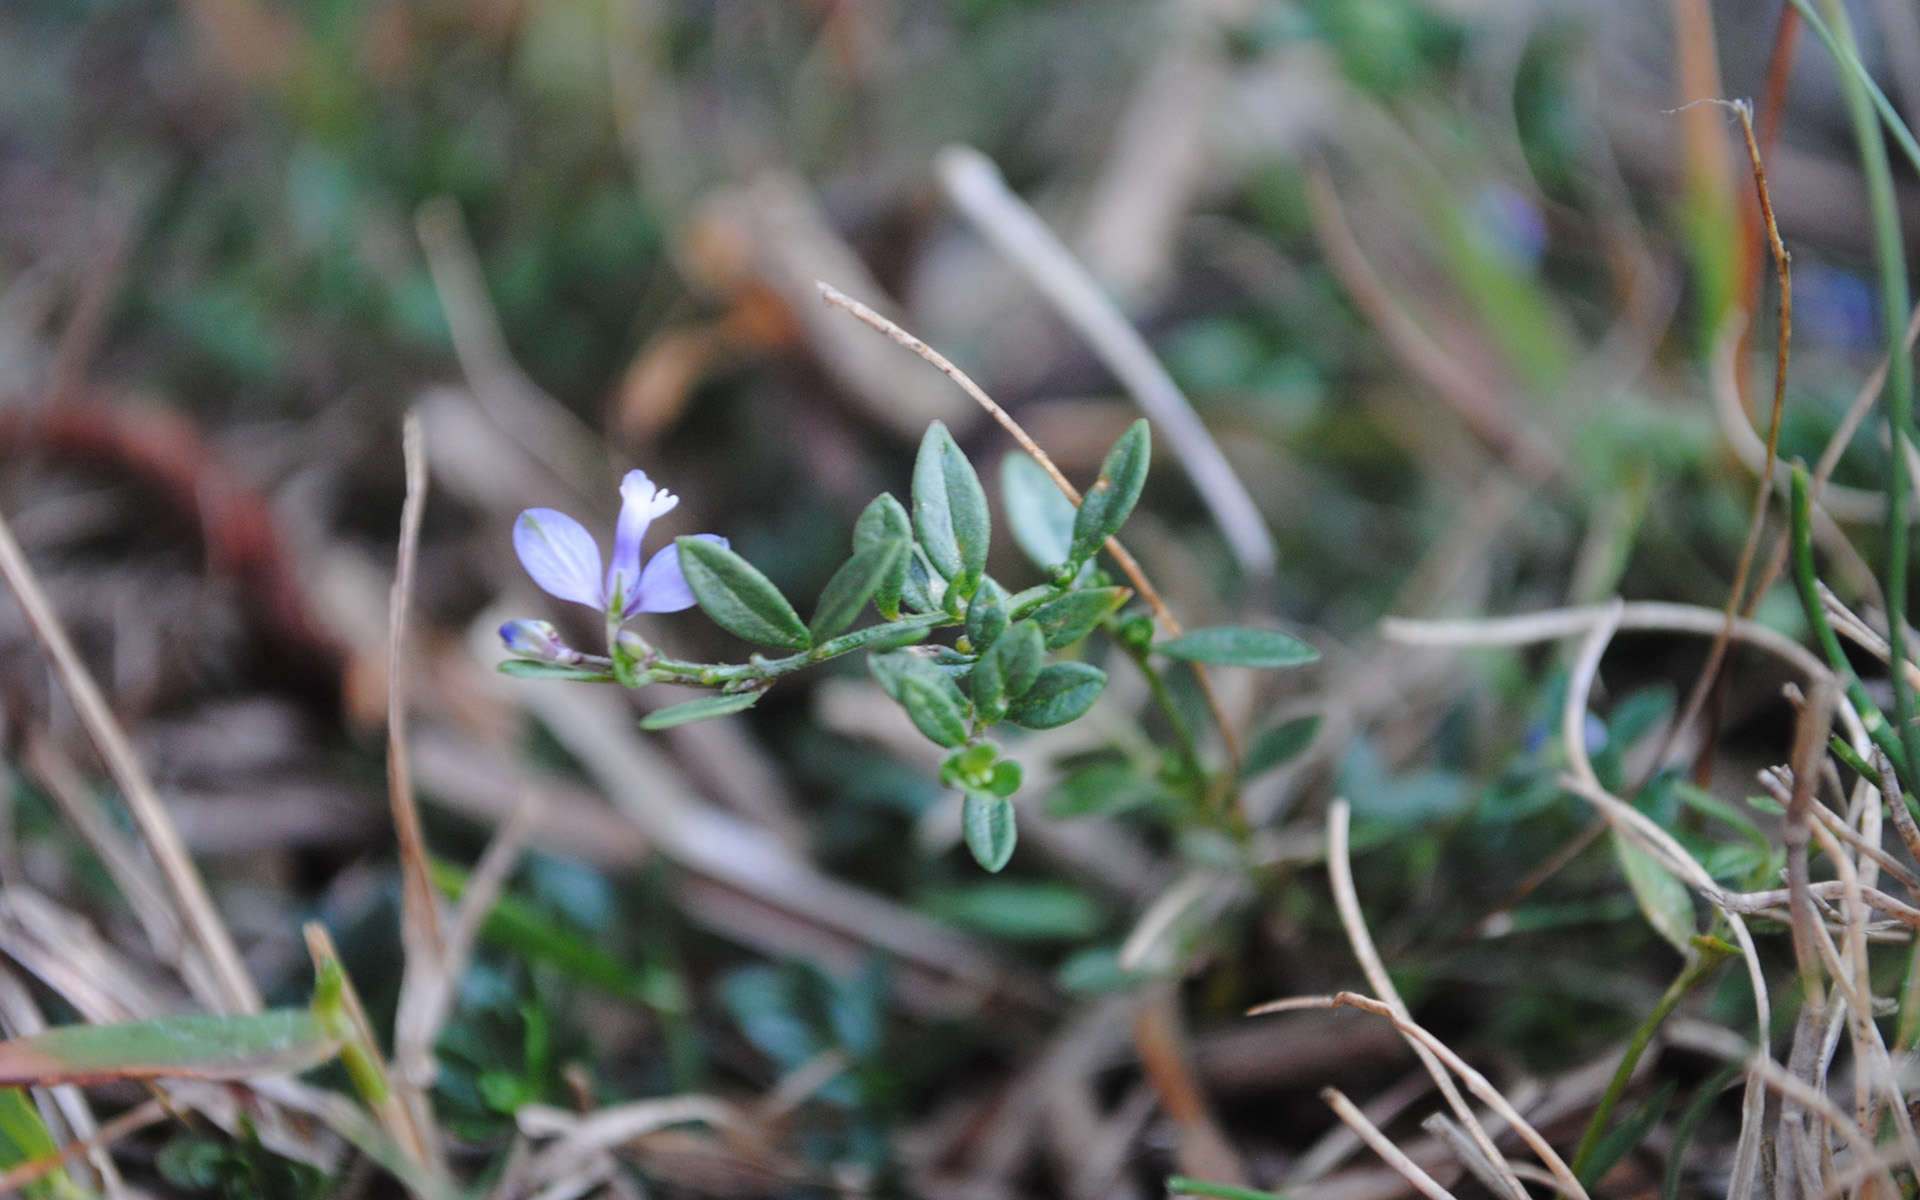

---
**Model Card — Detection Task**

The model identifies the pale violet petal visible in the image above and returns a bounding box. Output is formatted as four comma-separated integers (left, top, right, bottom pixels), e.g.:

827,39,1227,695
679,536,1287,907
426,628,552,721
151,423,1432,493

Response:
608,470,680,612
631,533,726,615
514,509,606,609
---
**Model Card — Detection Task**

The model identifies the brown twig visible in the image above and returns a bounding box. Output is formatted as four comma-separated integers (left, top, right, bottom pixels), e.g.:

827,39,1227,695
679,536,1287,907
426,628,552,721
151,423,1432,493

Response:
816,281,1245,771
1655,99,1791,790
303,923,430,1167
0,506,259,1016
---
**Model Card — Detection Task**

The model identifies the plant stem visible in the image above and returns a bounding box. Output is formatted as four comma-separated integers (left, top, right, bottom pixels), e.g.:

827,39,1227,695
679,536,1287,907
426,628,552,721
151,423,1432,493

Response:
1788,466,1907,776
1570,943,1731,1180
634,611,959,687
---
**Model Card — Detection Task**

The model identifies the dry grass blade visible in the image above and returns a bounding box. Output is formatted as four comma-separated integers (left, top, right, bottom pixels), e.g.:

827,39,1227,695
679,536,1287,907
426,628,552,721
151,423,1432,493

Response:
1323,1087,1458,1200
1325,800,1526,1200
389,412,445,964
516,1096,741,1183
816,281,1245,770
934,145,1277,580
1250,993,1587,1200
0,506,258,1016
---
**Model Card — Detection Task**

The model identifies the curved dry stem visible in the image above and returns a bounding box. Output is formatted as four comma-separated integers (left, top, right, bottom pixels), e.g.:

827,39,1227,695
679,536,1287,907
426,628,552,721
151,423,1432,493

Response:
1250,992,1588,1200
1327,801,1526,1200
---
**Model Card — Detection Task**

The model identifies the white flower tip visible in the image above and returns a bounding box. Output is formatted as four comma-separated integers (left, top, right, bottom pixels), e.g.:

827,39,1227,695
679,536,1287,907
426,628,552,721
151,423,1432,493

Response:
620,470,679,521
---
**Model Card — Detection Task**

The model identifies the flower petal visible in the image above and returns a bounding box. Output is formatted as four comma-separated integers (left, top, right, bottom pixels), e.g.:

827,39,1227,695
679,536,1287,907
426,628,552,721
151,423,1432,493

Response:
607,470,680,615
630,533,727,615
514,508,606,609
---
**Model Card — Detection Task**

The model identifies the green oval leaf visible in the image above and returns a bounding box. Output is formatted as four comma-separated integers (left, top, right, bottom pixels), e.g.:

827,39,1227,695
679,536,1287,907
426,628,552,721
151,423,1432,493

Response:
1068,419,1150,565
1045,762,1170,819
810,538,908,641
1614,834,1695,956
853,493,913,619
1030,587,1130,649
497,660,616,682
899,673,971,747
961,791,1018,872
1007,662,1106,729
1157,626,1318,668
971,620,1044,722
676,537,811,650
639,691,763,730
1243,715,1322,780
912,422,990,590
1001,453,1077,572
0,1011,340,1087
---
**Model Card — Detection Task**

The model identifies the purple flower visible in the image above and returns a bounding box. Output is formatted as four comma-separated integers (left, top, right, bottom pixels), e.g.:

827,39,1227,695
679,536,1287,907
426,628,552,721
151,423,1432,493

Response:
512,470,725,623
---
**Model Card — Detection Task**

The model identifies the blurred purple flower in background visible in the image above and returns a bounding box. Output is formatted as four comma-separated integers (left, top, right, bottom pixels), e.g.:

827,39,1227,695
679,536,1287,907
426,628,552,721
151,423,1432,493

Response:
511,470,725,626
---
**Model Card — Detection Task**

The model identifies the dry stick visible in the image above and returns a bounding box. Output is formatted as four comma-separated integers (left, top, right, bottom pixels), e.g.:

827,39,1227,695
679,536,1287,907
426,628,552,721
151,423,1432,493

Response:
934,145,1277,581
1252,993,1588,1200
817,281,1245,771
0,508,259,1016
1325,801,1528,1200
1322,1087,1458,1200
385,412,447,1168
1655,100,1791,789
1785,681,1837,1012
389,412,445,966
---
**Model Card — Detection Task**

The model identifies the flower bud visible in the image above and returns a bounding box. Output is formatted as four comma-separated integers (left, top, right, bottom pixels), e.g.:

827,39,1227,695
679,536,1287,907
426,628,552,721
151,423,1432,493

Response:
499,619,582,664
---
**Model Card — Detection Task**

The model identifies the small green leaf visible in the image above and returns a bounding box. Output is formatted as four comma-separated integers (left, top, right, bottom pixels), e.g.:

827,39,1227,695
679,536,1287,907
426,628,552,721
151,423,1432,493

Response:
965,577,1010,650
912,422,990,590
961,791,1017,872
497,660,615,682
0,1011,340,1086
853,494,914,619
971,621,1044,722
1007,662,1106,729
677,537,811,650
1157,626,1318,668
640,692,762,730
1001,453,1077,572
810,538,908,641
1029,587,1130,649
1614,834,1695,955
1068,419,1150,565
921,881,1101,939
900,674,971,747
901,549,940,613
1243,715,1321,780
986,760,1023,797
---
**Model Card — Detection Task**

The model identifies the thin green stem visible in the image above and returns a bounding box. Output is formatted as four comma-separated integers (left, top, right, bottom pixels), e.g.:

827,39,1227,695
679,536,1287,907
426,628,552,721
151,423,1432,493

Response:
1166,1178,1294,1200
1815,0,1920,789
1124,640,1205,787
626,612,959,688
1788,0,1920,181
1789,466,1908,776
1570,944,1732,1180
